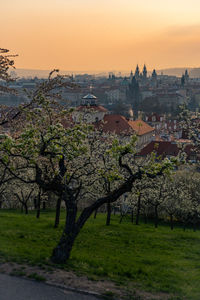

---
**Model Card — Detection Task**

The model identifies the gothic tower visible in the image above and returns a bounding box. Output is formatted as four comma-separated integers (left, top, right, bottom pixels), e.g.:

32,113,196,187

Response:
143,64,147,79
184,69,189,83
135,65,140,80
130,70,133,82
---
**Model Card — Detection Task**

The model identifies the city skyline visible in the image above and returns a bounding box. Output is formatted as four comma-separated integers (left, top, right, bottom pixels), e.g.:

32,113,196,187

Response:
1,0,200,71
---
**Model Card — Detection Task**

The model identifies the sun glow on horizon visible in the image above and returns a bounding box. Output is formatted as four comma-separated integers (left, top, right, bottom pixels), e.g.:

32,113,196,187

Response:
1,0,200,71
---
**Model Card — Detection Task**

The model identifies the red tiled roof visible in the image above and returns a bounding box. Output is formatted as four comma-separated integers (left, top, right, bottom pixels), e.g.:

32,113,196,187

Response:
138,141,198,158
128,120,155,136
95,115,132,135
95,115,154,136
139,141,179,156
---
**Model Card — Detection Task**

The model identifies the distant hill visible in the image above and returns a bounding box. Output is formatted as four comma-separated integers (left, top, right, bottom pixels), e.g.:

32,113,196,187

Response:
13,68,73,78
14,68,51,78
12,67,200,79
157,68,200,78
12,68,108,78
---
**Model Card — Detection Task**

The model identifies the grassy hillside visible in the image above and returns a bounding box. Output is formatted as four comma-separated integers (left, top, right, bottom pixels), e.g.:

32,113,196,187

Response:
0,210,200,299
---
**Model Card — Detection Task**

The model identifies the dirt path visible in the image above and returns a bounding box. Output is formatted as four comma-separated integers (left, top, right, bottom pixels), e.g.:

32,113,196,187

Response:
0,262,172,300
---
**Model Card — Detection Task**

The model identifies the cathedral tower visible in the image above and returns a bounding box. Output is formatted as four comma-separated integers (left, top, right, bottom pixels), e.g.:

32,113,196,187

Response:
143,64,147,79
135,65,140,80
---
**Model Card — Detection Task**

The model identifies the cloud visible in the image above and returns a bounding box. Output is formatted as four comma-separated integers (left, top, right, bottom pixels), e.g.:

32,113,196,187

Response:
165,24,200,37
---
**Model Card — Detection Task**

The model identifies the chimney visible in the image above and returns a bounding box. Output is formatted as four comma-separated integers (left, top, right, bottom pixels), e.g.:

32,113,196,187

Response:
138,111,143,120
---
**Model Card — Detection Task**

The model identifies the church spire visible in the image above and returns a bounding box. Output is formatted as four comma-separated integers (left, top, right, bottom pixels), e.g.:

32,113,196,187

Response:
135,65,140,80
143,64,147,79
184,69,189,83
130,70,133,81
152,69,157,79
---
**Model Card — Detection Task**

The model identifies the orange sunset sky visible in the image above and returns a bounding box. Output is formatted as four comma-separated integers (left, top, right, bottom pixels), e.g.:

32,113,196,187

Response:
1,0,200,71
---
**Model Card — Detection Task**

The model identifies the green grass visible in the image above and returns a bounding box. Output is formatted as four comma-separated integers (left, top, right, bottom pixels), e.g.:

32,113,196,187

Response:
28,272,46,281
0,210,200,299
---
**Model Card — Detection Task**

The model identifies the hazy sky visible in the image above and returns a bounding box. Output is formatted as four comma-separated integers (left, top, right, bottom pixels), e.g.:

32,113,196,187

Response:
1,0,200,71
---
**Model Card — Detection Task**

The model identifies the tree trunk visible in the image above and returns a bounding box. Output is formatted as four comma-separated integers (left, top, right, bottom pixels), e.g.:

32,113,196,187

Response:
34,198,37,210
170,214,173,230
52,228,78,263
131,209,134,223
144,213,148,224
51,201,78,263
136,193,141,225
36,190,41,219
24,204,28,215
193,214,197,232
106,200,111,226
154,205,158,228
0,201,2,209
119,214,124,224
42,201,46,210
94,209,98,219
113,207,116,215
54,196,62,228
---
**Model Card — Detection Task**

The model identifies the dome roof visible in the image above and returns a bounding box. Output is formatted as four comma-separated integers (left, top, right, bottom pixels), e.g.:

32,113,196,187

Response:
82,93,97,100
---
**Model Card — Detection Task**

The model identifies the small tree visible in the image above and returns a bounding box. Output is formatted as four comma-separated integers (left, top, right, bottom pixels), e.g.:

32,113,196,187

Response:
14,188,35,214
0,48,17,94
179,172,200,231
144,175,168,228
161,174,184,230
130,177,151,225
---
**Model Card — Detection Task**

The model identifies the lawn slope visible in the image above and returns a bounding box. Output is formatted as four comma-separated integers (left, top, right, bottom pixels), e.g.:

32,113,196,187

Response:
0,210,200,299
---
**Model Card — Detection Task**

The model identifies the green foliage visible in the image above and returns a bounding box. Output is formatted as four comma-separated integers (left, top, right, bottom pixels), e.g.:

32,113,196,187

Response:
110,136,137,158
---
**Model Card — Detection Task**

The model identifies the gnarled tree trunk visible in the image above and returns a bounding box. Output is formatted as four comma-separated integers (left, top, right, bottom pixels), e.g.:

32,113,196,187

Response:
54,196,62,228
94,208,98,219
52,201,78,263
36,189,41,219
42,201,46,210
170,214,174,230
154,204,158,228
24,203,28,215
106,200,111,226
136,192,141,225
131,209,134,223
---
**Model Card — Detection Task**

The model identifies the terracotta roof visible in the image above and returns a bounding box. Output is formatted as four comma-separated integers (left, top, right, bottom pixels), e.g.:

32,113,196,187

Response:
139,141,179,157
76,105,108,112
138,141,198,159
128,120,155,136
95,115,154,136
95,114,132,135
